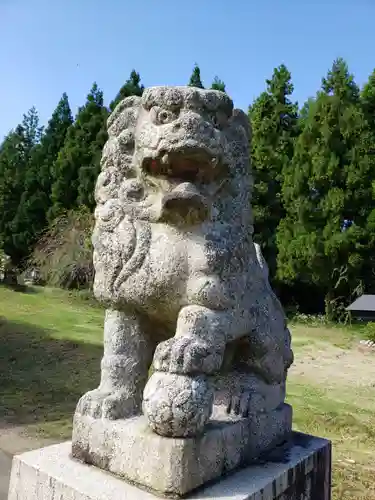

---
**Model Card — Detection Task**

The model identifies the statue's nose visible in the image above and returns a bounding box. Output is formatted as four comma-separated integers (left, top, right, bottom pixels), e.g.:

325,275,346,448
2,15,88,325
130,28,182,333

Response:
172,112,211,136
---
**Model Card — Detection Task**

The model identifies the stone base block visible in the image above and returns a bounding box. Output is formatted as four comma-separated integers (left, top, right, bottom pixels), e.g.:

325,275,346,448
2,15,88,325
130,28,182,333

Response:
71,403,292,496
7,432,331,500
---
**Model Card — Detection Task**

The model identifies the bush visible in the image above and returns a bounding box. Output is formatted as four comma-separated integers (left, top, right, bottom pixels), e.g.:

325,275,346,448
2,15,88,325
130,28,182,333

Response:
288,312,330,326
30,208,94,290
363,322,375,343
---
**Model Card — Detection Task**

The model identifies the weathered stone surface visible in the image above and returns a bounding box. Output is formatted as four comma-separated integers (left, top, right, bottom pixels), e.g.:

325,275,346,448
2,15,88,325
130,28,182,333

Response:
71,85,295,494
0,451,11,500
74,85,293,427
72,404,292,496
8,433,331,500
143,373,214,437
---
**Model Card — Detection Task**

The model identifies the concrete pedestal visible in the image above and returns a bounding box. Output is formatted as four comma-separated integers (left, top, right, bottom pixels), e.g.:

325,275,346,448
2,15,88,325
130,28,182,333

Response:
7,432,331,500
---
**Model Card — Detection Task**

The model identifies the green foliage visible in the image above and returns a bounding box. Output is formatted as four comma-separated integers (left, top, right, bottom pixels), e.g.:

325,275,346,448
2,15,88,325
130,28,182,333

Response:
0,248,7,268
1,58,375,318
11,94,73,263
49,83,108,219
211,76,226,92
0,128,26,262
188,63,204,89
277,58,375,318
249,64,299,280
359,69,375,294
289,312,331,327
37,93,73,194
32,208,94,290
362,322,375,342
0,108,43,264
361,69,375,136
110,69,144,111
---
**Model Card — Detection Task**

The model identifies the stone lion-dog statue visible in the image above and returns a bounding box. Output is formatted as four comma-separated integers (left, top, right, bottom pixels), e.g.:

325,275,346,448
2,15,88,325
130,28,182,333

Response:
74,86,293,438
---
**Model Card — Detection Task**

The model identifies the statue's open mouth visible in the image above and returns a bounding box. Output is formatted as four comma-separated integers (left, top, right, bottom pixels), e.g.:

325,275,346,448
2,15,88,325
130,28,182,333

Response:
142,147,220,184
139,148,221,224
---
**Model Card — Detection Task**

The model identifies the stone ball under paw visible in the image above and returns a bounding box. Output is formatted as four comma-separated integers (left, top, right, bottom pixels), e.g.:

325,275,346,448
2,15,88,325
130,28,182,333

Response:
142,372,214,438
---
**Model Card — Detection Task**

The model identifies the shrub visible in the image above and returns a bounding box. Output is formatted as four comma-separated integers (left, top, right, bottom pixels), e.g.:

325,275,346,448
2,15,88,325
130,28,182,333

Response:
289,312,330,326
30,208,94,290
363,322,375,343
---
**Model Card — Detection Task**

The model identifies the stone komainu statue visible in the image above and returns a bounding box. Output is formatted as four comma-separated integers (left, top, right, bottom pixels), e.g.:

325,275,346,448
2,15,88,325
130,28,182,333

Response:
74,86,293,438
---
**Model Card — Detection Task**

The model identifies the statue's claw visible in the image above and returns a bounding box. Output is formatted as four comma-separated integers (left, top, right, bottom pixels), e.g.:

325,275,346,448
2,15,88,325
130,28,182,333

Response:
153,335,224,375
75,388,140,419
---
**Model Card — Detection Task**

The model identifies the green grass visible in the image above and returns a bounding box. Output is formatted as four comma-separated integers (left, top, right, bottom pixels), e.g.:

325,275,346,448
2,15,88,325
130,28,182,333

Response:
0,285,374,498
0,285,103,435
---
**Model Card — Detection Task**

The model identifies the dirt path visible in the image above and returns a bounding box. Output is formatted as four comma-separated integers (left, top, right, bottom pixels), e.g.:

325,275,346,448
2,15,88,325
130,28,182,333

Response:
290,341,375,388
0,423,58,500
0,423,57,457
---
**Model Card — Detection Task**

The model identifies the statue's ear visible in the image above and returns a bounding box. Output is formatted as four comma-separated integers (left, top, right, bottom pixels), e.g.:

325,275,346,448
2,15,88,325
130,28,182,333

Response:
230,109,252,142
107,96,142,138
97,96,142,206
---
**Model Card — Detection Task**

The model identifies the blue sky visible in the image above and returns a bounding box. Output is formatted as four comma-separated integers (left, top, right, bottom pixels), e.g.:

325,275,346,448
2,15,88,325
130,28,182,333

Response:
1,0,375,140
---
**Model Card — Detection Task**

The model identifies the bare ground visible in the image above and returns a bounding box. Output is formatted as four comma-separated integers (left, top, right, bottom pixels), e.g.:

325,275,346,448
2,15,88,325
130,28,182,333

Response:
288,327,375,500
0,422,57,456
290,340,375,388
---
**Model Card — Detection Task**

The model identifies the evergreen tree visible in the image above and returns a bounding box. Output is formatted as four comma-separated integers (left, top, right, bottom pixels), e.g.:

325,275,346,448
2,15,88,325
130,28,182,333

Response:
188,63,204,89
249,64,299,280
211,76,226,92
11,94,73,261
360,69,375,293
0,108,42,263
299,97,315,127
361,69,375,119
49,83,108,219
361,69,375,140
110,70,144,111
277,59,375,317
0,128,27,262
38,93,73,194
22,106,43,151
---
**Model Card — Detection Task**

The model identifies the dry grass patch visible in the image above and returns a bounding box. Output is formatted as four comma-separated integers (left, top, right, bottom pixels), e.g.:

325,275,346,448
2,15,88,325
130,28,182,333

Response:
288,322,375,500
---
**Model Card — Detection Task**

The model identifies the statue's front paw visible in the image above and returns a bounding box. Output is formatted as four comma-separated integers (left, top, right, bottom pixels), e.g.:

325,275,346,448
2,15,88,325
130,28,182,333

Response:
153,336,224,375
75,388,139,419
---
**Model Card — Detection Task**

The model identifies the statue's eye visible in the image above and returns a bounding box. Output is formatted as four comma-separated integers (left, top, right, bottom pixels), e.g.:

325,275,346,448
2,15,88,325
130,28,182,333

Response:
151,107,175,125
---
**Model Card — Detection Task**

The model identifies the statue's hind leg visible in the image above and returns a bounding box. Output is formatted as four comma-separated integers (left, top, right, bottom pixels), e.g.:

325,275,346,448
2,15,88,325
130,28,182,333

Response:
212,336,287,418
75,308,154,420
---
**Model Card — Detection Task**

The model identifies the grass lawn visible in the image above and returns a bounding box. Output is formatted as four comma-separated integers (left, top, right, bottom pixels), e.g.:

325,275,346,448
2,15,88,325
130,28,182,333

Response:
0,285,374,499
286,322,375,500
0,285,103,438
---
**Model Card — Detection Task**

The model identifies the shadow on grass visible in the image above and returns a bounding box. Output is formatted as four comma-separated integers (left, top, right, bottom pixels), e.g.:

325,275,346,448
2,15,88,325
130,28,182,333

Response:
0,317,101,426
0,282,40,295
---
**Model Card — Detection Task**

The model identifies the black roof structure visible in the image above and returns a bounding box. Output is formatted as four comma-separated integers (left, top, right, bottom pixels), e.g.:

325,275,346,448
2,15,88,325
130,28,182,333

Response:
346,294,375,312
